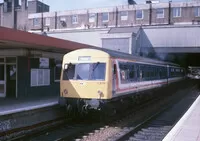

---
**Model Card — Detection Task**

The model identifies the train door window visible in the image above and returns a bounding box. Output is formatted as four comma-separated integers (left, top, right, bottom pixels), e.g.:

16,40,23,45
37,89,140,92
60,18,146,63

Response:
63,63,75,80
119,62,128,83
113,64,117,75
135,64,139,81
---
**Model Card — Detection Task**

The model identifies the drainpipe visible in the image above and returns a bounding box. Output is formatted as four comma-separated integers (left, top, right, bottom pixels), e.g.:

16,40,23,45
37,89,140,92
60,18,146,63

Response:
169,0,172,25
96,13,98,28
55,12,57,29
13,1,17,29
149,3,152,25
41,0,44,32
115,7,118,27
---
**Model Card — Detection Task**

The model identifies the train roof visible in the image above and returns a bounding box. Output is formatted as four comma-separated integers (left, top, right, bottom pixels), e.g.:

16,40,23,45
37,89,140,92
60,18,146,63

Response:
86,47,181,67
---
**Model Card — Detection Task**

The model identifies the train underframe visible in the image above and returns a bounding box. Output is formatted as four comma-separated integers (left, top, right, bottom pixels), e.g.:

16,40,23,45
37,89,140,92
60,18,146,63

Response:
59,86,166,118
59,79,186,119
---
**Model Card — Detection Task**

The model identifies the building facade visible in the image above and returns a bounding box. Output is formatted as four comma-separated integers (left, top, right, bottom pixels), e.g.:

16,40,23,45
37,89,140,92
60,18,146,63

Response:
0,0,49,30
28,1,200,32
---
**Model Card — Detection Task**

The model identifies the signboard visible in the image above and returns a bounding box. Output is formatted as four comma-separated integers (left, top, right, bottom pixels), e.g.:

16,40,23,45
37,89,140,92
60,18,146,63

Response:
39,58,49,68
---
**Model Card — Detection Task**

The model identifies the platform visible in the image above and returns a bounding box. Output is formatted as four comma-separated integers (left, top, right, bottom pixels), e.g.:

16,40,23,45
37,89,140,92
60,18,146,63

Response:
163,92,200,141
0,96,59,116
0,96,65,139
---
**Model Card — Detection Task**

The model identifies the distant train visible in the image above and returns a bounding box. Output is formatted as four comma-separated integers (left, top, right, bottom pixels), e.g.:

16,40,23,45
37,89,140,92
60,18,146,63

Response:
59,48,185,115
187,66,200,79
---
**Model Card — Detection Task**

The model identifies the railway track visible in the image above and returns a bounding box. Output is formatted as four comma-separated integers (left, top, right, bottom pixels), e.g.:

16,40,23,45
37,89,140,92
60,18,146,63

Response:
5,80,194,141
8,88,169,141
79,81,198,141
108,85,199,141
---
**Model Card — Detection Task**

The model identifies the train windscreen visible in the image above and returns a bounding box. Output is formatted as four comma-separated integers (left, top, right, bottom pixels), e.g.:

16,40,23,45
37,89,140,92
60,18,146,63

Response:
63,63,106,81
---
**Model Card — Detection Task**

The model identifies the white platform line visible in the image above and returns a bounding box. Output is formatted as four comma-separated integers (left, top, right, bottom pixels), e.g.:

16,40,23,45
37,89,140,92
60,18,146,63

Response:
163,91,200,141
0,102,58,116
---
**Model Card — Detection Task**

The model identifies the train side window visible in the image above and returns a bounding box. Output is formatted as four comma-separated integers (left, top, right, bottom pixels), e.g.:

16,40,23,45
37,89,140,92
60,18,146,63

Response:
129,64,135,80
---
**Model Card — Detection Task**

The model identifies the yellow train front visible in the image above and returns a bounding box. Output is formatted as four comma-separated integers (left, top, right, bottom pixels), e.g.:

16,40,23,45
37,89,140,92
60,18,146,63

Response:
60,48,113,114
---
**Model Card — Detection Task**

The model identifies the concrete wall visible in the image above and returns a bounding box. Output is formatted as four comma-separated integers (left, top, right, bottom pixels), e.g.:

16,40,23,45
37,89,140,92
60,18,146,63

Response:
47,29,109,47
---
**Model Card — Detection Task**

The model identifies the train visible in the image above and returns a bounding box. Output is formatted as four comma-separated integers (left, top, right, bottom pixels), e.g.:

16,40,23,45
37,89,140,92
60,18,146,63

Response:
187,66,200,80
59,48,185,115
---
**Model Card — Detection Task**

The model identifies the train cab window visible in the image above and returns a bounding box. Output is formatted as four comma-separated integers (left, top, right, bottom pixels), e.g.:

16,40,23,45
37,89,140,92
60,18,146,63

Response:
76,64,90,80
63,63,75,80
63,63,106,81
90,63,106,80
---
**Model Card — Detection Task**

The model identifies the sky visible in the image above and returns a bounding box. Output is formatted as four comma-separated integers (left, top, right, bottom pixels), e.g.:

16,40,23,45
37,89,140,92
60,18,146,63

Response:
42,0,187,12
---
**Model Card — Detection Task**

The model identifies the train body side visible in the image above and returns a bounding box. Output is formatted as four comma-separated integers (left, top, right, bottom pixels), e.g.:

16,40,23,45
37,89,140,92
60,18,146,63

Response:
110,59,185,99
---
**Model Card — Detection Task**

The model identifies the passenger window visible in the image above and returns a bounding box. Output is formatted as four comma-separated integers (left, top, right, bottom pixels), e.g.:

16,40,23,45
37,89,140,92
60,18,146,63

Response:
129,65,135,79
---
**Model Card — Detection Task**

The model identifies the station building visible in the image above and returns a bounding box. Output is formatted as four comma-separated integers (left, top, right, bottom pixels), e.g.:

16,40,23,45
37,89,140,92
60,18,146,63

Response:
0,26,93,99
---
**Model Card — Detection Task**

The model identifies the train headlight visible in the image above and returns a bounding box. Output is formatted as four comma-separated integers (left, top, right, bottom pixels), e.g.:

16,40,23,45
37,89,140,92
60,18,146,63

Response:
97,90,103,98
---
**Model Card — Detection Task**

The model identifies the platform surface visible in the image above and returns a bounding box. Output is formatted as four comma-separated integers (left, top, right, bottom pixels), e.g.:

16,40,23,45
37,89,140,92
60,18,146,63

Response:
163,92,200,141
0,96,58,116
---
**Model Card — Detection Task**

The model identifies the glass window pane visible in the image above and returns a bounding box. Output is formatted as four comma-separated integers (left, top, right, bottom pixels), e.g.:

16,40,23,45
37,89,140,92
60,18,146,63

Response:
63,63,106,81
136,10,143,19
102,13,109,22
6,57,16,63
89,13,96,23
91,63,106,80
0,65,4,80
76,64,90,80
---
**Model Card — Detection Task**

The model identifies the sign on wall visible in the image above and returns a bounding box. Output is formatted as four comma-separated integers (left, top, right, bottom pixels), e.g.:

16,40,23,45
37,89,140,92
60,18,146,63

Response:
39,58,49,68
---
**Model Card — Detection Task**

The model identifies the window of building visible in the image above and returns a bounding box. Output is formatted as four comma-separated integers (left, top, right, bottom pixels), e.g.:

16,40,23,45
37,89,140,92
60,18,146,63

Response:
45,17,50,26
156,8,164,18
33,18,39,26
136,10,143,19
173,7,181,17
120,11,128,21
194,7,200,17
38,5,42,13
102,13,109,22
72,15,78,24
89,13,96,23
54,60,62,82
19,0,22,6
60,17,67,27
25,0,28,9
3,1,12,12
31,69,50,87
14,0,21,7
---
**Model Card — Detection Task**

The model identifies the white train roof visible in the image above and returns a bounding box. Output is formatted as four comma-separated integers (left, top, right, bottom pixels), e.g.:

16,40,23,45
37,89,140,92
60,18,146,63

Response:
86,47,181,67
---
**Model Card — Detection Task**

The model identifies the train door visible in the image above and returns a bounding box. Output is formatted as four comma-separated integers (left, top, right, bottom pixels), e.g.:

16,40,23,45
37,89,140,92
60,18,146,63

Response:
167,65,169,84
6,64,16,98
112,61,117,95
0,64,6,97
